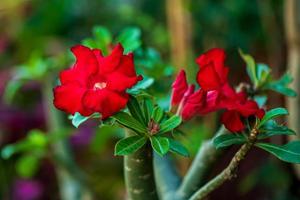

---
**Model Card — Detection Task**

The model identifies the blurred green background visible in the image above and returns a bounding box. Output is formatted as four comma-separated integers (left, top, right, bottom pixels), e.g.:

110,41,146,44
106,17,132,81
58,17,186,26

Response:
1,0,299,200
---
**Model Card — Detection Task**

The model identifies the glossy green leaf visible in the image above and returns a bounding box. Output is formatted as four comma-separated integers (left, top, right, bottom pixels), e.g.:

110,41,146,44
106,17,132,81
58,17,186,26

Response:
114,136,147,156
258,124,296,140
150,136,170,156
151,106,164,123
127,77,154,94
127,96,146,125
169,138,189,157
142,98,153,123
259,108,289,128
256,63,270,85
113,112,147,135
239,49,257,86
265,73,297,97
71,112,100,128
213,134,247,149
158,115,182,134
255,141,300,163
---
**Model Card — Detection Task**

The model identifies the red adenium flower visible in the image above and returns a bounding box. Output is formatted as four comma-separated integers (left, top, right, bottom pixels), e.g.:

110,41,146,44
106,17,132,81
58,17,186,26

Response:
170,48,265,132
220,91,265,132
53,44,142,119
196,48,229,91
170,70,207,120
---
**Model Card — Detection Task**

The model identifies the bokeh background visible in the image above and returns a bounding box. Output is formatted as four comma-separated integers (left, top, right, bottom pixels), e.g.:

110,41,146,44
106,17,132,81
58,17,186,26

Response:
1,0,300,199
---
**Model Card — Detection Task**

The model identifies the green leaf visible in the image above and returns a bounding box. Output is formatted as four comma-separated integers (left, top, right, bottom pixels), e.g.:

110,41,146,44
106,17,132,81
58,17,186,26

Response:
127,77,154,94
258,123,296,140
151,106,164,123
150,136,170,156
256,63,271,86
114,136,147,156
265,73,297,97
259,108,289,128
254,95,267,107
16,154,40,178
158,116,182,135
93,26,112,54
127,96,146,125
169,138,189,157
82,26,112,55
116,27,141,53
113,112,147,135
213,134,247,149
142,98,153,123
71,112,100,128
255,141,300,163
239,49,258,86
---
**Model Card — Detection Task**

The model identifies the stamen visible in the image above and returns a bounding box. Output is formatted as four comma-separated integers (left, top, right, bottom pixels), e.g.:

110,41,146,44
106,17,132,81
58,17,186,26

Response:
94,82,107,90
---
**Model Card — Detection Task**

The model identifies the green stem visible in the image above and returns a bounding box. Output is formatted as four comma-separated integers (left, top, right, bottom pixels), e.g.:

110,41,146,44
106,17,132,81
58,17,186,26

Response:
189,128,259,200
176,126,228,199
124,130,159,200
43,77,92,200
154,153,181,200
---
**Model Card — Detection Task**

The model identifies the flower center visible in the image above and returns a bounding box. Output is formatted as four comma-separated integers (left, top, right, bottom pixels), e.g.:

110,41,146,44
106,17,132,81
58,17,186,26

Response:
93,82,107,90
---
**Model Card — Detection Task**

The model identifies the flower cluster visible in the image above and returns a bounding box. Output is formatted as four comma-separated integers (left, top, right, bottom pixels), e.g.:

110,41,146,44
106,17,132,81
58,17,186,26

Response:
53,44,142,119
171,48,264,132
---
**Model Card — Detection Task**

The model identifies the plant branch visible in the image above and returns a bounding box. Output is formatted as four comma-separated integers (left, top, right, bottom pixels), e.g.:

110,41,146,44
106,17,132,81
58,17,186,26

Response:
154,153,181,200
189,127,259,200
124,130,159,200
176,126,228,199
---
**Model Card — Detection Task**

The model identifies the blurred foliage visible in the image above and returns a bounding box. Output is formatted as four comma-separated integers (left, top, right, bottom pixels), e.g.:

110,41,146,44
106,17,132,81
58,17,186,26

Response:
0,0,298,199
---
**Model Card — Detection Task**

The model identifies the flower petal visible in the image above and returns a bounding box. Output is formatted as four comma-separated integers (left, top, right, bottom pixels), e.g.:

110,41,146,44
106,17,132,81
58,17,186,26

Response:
53,83,92,116
106,72,143,91
115,53,137,77
196,48,228,85
171,70,188,106
181,89,206,120
82,89,129,119
98,44,124,74
221,110,245,132
197,63,221,91
70,45,98,74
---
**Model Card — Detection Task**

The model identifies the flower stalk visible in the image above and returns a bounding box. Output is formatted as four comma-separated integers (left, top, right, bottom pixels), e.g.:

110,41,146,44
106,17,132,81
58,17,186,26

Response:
189,127,259,200
124,130,159,200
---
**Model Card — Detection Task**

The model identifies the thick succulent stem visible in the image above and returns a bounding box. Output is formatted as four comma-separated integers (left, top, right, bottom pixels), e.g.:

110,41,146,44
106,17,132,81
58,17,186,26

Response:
124,130,159,200
154,153,181,200
176,126,228,199
189,128,259,200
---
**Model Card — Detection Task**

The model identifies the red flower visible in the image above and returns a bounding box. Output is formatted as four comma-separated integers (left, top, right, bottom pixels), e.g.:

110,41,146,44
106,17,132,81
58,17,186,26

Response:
171,70,188,107
170,70,207,120
181,89,206,120
220,91,265,132
53,44,142,119
196,48,229,91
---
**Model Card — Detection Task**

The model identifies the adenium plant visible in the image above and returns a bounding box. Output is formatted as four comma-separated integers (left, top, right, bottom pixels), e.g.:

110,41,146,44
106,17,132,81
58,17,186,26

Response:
53,41,299,200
